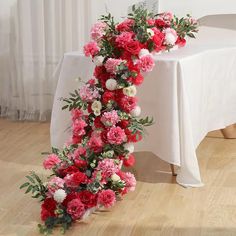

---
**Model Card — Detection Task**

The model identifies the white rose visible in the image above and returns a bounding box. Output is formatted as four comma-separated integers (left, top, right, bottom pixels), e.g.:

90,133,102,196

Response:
123,85,137,97
53,189,67,203
139,49,150,58
111,173,121,182
105,79,117,91
147,28,155,37
130,106,141,117
163,28,178,45
91,100,102,111
93,55,105,66
124,143,134,153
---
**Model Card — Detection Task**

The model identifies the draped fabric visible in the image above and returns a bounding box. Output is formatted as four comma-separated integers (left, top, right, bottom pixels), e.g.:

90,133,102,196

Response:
0,0,92,121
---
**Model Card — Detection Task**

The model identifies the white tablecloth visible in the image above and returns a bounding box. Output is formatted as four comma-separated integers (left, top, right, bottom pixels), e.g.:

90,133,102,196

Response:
51,26,236,187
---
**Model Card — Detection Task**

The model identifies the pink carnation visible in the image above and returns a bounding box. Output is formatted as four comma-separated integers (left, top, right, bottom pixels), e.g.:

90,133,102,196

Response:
71,109,83,121
43,154,61,170
72,119,87,136
118,95,137,113
107,126,126,145
115,32,133,47
97,189,116,208
90,22,106,41
105,58,125,74
138,55,155,72
159,12,174,22
84,41,100,57
97,159,119,179
67,199,85,220
79,84,100,102
88,132,104,153
118,171,136,194
73,146,87,159
101,110,119,127
47,177,65,195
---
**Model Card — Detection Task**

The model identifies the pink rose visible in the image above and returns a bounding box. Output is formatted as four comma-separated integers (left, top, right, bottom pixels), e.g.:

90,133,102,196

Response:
83,41,100,57
97,189,116,208
137,55,155,72
43,154,61,170
107,126,126,145
67,199,85,220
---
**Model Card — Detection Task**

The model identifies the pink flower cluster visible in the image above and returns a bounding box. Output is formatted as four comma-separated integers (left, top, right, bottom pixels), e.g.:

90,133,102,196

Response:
90,22,107,41
97,159,119,179
101,110,119,127
138,55,155,73
43,154,61,170
79,84,100,102
105,58,126,74
83,41,100,57
107,126,127,145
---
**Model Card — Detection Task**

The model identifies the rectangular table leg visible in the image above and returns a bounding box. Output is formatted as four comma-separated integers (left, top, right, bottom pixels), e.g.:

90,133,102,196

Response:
170,164,177,176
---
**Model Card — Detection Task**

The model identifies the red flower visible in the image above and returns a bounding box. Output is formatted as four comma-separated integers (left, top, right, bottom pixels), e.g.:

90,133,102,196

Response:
155,19,167,28
101,129,108,143
74,159,87,169
72,134,82,144
116,19,134,32
67,199,85,220
118,96,137,113
125,129,142,143
65,171,88,188
102,91,115,104
176,37,186,47
59,165,78,177
94,66,110,87
123,154,135,167
41,198,57,221
128,73,144,86
124,40,141,55
152,32,165,51
77,190,98,208
62,192,79,207
97,189,116,208
117,120,129,129
94,116,104,128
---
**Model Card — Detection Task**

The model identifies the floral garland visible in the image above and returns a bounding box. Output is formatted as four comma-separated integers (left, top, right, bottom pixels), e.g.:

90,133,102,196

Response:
20,6,198,235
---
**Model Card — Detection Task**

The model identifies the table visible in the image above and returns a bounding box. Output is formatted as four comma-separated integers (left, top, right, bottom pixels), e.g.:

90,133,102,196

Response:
51,26,236,187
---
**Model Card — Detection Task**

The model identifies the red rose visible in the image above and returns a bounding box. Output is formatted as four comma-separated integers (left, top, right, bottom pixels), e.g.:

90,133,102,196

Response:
155,19,167,28
125,129,142,143
65,171,88,188
176,37,186,48
62,192,79,207
102,91,115,104
116,19,134,32
77,190,98,208
101,129,108,143
123,154,135,167
127,60,140,74
152,32,165,51
41,198,57,221
94,66,110,87
118,96,137,113
117,120,129,129
74,159,87,169
121,50,132,60
128,73,144,86
59,165,78,177
124,40,141,55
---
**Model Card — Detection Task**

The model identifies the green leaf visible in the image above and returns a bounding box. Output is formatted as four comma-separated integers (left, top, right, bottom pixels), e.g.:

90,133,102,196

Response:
26,175,35,184
20,182,30,189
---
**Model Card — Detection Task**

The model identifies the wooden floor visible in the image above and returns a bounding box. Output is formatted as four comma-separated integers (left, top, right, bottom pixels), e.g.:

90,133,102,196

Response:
1,119,236,236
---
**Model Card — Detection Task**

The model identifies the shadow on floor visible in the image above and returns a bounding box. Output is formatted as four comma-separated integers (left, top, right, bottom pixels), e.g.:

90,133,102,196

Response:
123,151,176,184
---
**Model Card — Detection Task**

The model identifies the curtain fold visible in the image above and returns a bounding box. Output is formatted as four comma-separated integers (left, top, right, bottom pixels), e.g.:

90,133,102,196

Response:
0,0,92,121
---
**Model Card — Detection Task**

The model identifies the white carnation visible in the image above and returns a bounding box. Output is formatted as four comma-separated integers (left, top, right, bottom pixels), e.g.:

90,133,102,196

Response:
124,143,134,153
123,85,137,97
105,78,117,91
130,106,141,117
139,49,150,58
53,189,67,203
111,173,121,182
93,56,105,66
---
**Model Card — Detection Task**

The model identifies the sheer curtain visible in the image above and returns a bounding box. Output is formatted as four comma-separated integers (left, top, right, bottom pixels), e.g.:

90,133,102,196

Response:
0,0,92,121
0,0,141,121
